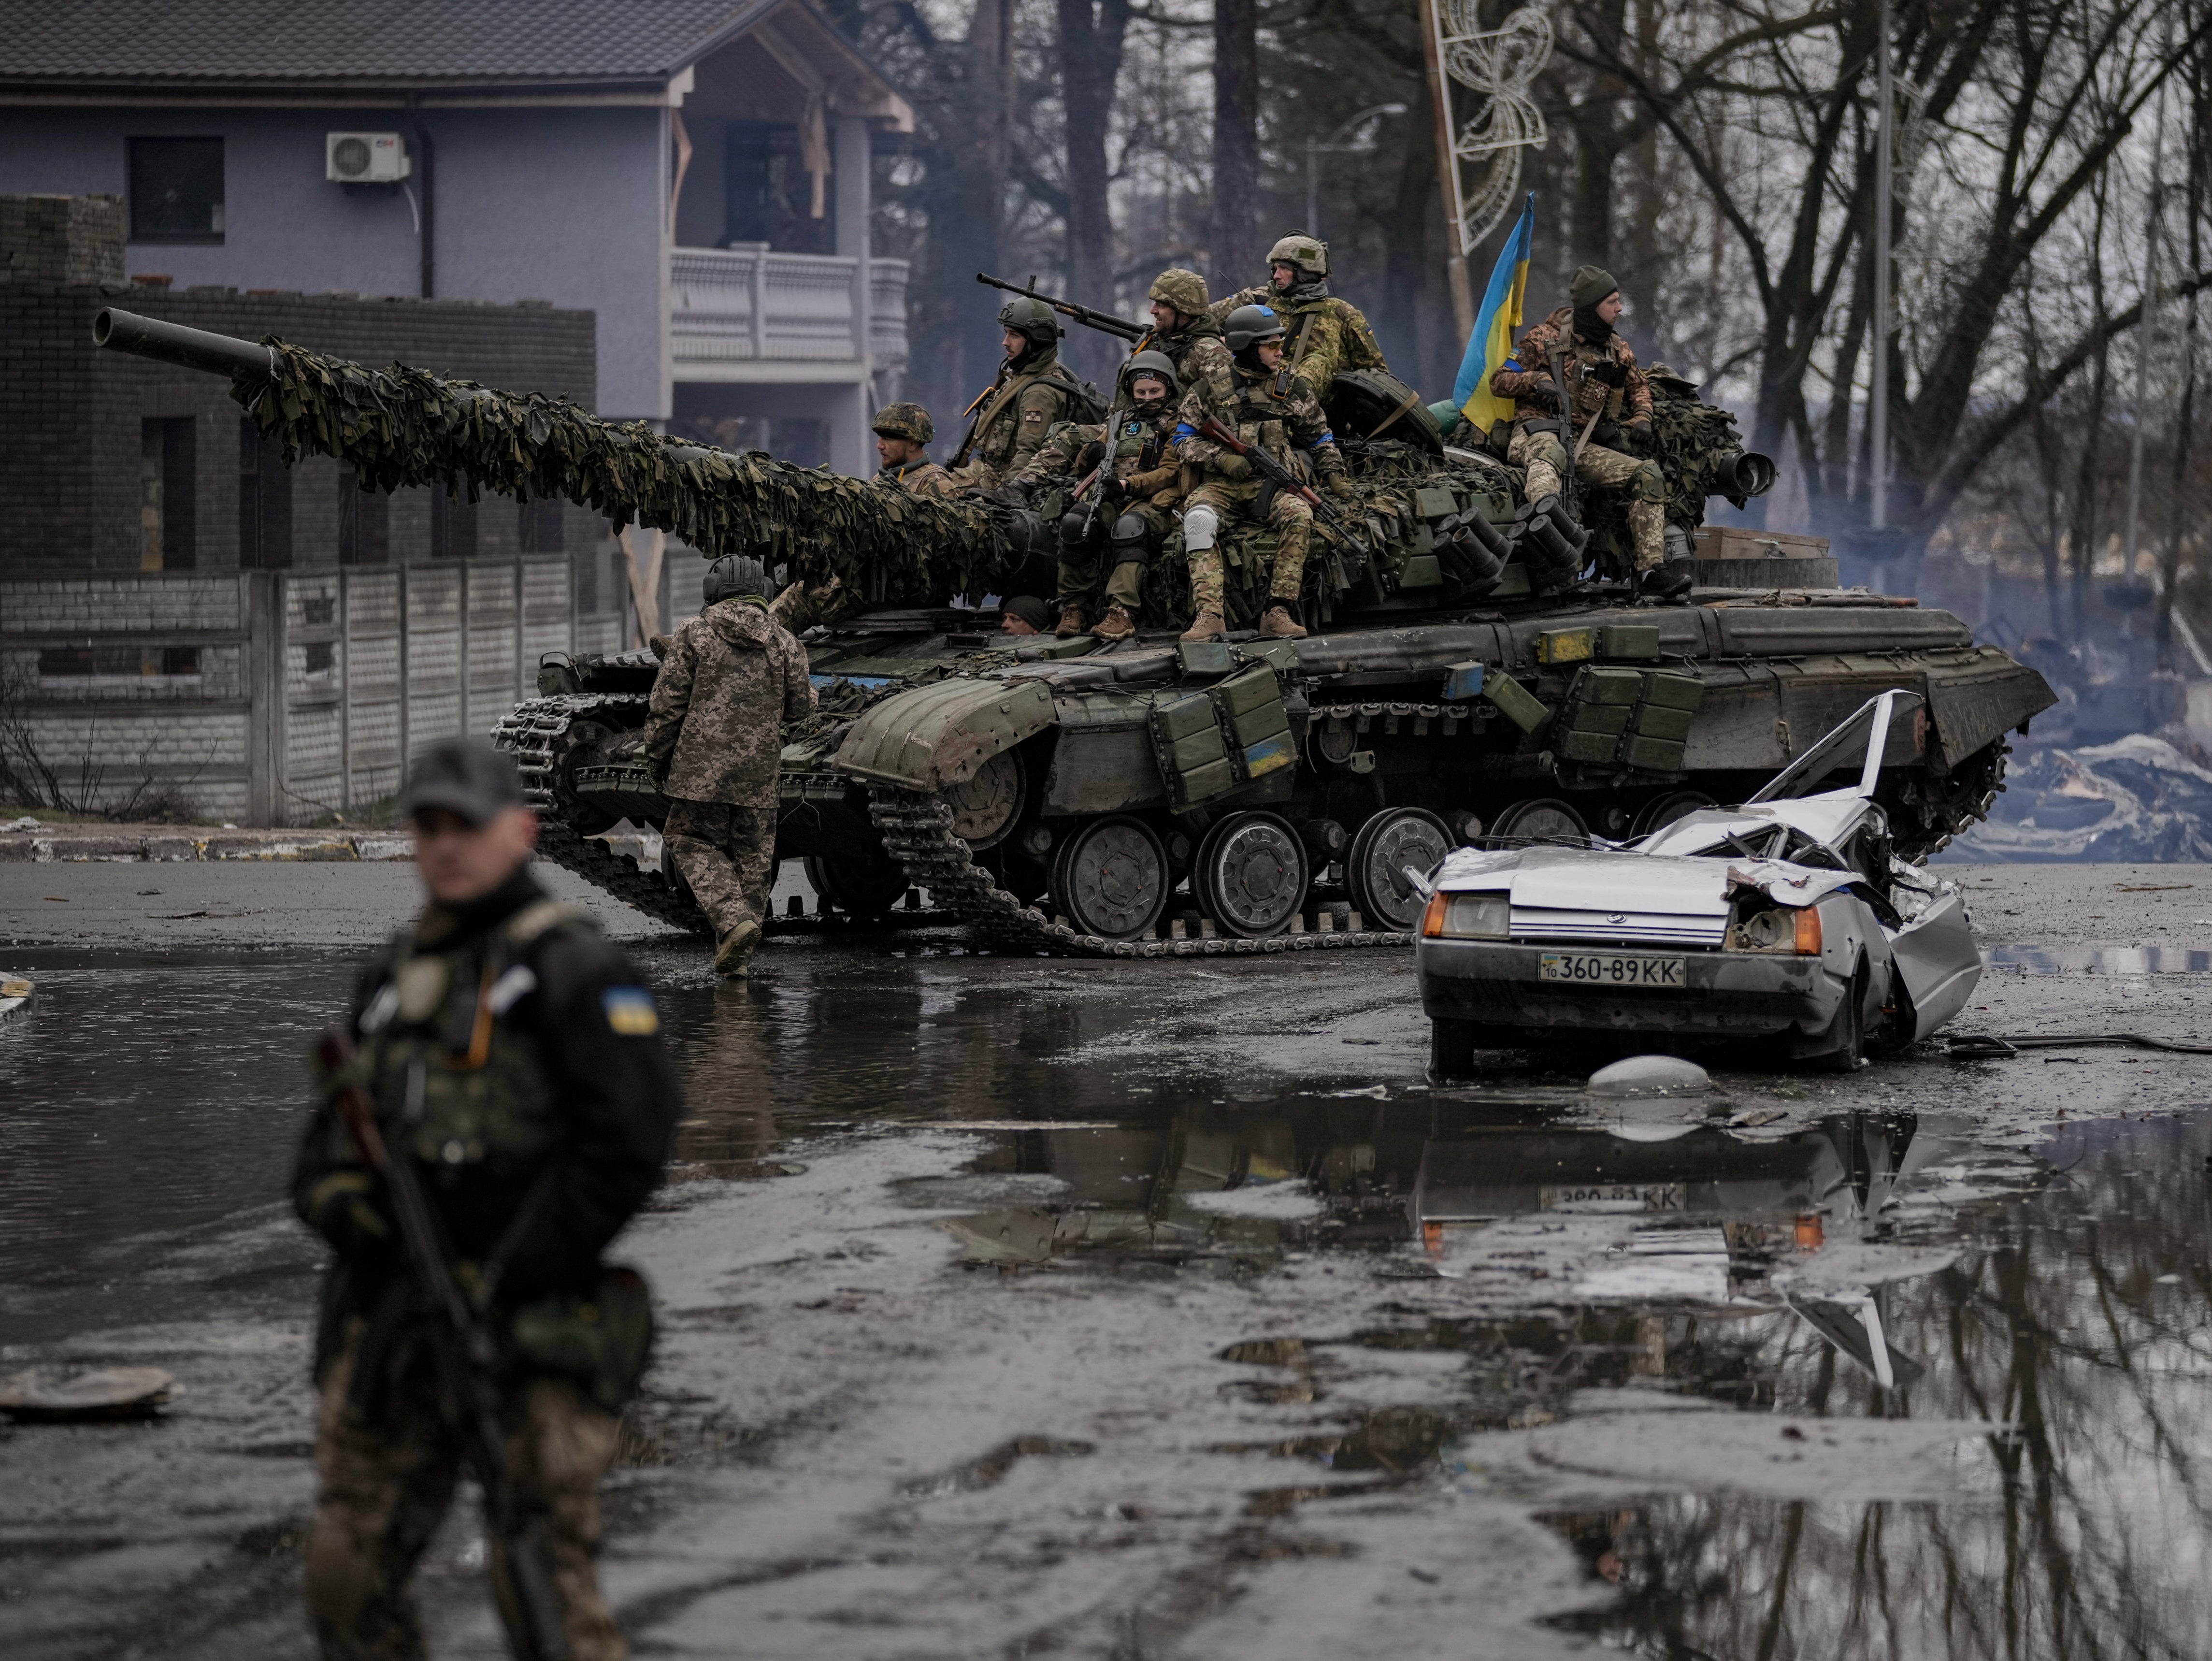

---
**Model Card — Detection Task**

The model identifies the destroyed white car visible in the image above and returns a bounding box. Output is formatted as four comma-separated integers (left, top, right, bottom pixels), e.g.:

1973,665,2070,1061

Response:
1417,691,1982,1073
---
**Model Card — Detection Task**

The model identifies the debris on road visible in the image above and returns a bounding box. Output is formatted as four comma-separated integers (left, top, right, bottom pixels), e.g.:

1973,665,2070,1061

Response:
0,1366,179,1421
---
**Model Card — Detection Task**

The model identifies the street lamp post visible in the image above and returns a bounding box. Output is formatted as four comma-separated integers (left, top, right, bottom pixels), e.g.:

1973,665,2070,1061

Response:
1306,103,1408,237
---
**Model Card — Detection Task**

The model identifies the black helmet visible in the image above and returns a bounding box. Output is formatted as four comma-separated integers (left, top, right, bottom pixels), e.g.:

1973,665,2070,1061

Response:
1224,303,1287,357
998,294,1062,353
702,554,768,606
1119,348,1181,404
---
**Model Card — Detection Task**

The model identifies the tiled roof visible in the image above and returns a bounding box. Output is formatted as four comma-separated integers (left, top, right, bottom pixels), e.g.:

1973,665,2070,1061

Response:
0,0,784,84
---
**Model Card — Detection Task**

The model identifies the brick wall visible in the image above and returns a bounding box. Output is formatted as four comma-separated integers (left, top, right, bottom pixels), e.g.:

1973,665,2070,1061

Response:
0,277,612,585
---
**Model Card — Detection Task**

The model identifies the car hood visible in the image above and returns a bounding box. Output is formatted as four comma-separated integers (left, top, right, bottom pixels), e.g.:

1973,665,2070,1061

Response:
1433,844,1859,912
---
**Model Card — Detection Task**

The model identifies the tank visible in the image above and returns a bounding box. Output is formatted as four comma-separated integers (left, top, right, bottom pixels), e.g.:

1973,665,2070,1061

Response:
94,308,2055,959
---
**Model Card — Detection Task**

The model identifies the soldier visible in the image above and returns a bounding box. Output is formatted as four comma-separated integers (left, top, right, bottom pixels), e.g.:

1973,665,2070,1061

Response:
294,734,682,1661
871,402,959,499
1173,303,1353,642
1130,268,1235,402
1489,265,1689,598
998,595,1052,635
1209,234,1387,402
950,295,1093,487
1012,350,1189,641
644,554,817,978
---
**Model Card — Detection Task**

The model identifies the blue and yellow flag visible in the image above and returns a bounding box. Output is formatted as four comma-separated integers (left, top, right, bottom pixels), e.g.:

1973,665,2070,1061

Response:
1450,192,1537,437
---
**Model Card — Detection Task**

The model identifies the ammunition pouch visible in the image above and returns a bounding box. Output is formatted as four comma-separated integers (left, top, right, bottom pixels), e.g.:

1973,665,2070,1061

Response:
508,1264,656,1413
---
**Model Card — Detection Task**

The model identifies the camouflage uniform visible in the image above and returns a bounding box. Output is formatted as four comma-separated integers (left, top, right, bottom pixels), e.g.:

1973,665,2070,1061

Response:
1491,303,1667,571
1207,285,1385,402
294,866,681,1661
951,345,1091,488
1130,269,1235,411
1174,352,1348,613
875,458,959,498
643,594,816,941
1015,403,1186,618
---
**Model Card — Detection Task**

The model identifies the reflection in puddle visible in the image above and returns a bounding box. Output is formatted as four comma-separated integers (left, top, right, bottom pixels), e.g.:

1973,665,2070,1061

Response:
1987,939,2212,973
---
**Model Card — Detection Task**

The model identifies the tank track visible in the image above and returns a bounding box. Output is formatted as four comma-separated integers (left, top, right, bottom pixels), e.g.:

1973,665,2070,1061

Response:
1894,737,2011,863
867,786,1414,959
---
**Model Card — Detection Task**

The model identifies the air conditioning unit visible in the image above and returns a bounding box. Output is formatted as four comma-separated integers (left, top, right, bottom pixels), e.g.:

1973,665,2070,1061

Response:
327,132,411,184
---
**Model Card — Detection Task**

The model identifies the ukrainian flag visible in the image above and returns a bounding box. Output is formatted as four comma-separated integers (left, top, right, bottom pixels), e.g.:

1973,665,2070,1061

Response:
1450,192,1537,438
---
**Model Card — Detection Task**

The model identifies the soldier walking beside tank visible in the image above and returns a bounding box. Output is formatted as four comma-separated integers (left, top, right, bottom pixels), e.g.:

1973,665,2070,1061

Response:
1209,235,1388,401
951,296,1093,488
1174,303,1354,642
1012,350,1189,641
644,554,816,978
1490,266,1689,599
294,735,681,1661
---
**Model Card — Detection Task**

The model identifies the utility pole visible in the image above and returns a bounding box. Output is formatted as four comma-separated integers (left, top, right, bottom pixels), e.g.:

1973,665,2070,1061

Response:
1869,0,1892,534
1417,0,1476,339
2124,11,2176,575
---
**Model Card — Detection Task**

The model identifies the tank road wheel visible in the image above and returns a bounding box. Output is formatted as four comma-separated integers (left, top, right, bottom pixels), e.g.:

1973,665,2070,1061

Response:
804,854,909,921
945,749,1026,850
1048,816,1170,940
1489,797,1590,845
1630,790,1716,838
1195,811,1309,939
1347,808,1451,933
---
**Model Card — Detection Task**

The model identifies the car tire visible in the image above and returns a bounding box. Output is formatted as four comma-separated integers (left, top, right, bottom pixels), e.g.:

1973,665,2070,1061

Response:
1431,1018,1501,1077
1812,959,1869,1072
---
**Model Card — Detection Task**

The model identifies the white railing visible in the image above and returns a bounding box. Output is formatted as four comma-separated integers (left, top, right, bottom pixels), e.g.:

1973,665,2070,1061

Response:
670,246,910,369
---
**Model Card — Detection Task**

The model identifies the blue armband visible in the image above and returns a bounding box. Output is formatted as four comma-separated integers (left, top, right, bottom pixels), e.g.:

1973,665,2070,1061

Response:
1502,358,1523,373
1306,429,1336,449
1173,423,1198,443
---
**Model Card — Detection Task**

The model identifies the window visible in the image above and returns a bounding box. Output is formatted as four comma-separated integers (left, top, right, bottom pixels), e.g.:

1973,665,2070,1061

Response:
304,641,335,675
723,122,833,255
238,418,292,569
431,490,476,559
38,646,200,680
139,417,196,570
129,137,225,243
338,470,389,564
519,496,564,554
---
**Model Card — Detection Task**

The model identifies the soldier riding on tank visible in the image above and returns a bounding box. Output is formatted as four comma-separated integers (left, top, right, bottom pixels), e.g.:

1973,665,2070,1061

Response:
1011,349,1190,641
1209,234,1388,403
1129,268,1235,405
951,295,1098,488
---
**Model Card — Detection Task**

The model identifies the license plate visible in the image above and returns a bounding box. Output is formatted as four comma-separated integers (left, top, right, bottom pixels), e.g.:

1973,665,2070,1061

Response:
1539,1183,1685,1211
1539,952,1686,987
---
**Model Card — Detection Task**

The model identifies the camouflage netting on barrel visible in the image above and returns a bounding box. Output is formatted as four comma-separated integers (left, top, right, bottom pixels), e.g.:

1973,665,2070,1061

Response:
1578,386,1760,570
235,340,1021,604
1124,444,1523,630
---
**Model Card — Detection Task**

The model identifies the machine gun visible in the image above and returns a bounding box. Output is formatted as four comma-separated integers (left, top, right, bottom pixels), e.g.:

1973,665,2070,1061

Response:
977,273,1146,343
1195,417,1371,559
313,1031,573,1661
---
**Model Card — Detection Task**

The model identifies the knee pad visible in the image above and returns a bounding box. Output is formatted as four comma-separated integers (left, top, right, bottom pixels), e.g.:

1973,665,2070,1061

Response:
1058,508,1092,548
1110,513,1151,566
1183,504,1220,552
1633,462,1666,502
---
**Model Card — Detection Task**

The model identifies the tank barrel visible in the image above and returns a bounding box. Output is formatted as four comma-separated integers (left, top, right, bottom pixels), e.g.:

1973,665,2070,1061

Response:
93,307,277,382
1718,450,1777,498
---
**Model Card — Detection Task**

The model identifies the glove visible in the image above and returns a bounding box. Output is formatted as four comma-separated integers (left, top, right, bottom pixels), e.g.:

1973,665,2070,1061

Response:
1074,439,1109,477
1628,418,1654,453
1326,473,1358,500
1097,473,1130,506
1588,358,1628,389
1213,451,1252,482
645,754,670,792
303,1170,389,1254
647,633,673,661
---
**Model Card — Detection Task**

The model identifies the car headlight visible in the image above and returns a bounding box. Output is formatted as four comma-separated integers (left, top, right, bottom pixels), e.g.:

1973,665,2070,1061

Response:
1727,901,1823,954
1422,892,1509,939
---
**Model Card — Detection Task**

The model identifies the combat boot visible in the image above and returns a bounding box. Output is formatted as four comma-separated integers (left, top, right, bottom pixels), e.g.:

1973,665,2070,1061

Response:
1260,605,1307,640
1055,603,1087,638
1638,565,1695,601
715,918,761,977
1180,610,1226,642
1092,604,1137,641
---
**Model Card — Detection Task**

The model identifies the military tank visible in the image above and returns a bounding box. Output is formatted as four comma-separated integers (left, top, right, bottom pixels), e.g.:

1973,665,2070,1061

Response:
94,308,2054,959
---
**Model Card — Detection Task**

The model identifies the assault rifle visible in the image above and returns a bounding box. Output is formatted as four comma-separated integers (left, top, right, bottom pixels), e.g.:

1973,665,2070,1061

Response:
1194,417,1371,558
977,273,1146,343
314,1031,573,1661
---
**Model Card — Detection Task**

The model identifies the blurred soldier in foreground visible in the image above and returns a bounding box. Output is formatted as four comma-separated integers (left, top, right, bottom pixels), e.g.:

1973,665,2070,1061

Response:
950,295,1093,486
1174,303,1352,642
1012,350,1189,641
871,402,958,498
295,735,680,1661
645,554,817,977
1489,265,1687,598
1209,234,1387,401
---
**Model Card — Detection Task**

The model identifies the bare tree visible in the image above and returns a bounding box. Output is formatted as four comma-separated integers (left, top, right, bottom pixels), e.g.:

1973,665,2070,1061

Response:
1211,0,1262,289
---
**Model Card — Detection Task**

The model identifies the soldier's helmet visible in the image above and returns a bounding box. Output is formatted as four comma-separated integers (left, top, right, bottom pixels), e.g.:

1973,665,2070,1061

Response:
1224,303,1288,356
997,294,1063,351
1645,363,1702,399
1146,267,1210,314
872,402,934,445
1265,233,1330,280
1119,349,1181,403
702,553,769,606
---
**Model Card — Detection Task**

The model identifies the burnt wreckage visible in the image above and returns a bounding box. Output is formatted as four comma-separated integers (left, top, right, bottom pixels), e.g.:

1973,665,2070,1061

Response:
94,309,2054,959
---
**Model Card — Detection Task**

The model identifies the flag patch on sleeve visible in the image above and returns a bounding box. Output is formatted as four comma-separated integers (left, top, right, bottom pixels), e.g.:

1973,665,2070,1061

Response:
602,987,660,1036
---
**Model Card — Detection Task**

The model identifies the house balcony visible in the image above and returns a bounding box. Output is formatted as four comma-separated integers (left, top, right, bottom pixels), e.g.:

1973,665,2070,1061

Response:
670,245,909,385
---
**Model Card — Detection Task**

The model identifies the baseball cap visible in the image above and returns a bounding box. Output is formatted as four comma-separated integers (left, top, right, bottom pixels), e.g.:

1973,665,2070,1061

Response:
402,736,527,826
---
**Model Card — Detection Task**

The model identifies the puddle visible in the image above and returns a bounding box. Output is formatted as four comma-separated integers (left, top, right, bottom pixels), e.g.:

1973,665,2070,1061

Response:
1987,939,2212,973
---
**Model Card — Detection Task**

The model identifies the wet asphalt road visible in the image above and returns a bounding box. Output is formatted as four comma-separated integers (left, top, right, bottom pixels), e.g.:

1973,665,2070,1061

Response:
3,860,2212,1658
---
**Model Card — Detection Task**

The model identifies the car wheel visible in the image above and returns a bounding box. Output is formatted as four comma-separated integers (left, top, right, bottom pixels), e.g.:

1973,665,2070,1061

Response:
1431,1018,1480,1078
1812,959,1869,1072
